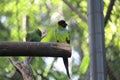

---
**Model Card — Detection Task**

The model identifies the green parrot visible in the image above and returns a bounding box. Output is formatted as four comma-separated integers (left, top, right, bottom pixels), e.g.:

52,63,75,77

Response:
55,20,70,78
26,29,42,42
25,28,45,63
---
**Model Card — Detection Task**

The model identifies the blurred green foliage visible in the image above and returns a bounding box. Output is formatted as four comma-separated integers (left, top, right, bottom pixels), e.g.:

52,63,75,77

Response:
0,0,120,80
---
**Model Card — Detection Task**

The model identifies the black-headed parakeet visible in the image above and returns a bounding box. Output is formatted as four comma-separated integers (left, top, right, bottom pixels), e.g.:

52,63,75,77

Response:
55,20,70,78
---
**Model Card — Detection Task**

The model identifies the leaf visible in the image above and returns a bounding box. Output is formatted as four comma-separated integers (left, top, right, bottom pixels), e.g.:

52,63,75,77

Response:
78,53,90,74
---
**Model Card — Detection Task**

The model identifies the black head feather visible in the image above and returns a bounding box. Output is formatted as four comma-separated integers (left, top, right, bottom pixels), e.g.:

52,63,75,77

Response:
58,20,67,28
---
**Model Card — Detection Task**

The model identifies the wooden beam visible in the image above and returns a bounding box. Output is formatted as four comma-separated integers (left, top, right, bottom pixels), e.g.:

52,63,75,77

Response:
0,42,71,57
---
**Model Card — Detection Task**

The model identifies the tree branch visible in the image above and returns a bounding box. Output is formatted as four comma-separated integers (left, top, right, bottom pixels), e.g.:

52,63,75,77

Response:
63,0,87,23
0,42,71,57
9,57,34,80
104,0,116,27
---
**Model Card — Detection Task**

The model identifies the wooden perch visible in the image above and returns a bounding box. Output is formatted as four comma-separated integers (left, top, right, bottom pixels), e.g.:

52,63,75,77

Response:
0,42,71,57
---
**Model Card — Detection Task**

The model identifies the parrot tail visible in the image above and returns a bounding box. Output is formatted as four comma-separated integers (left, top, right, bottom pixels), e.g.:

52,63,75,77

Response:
63,57,71,79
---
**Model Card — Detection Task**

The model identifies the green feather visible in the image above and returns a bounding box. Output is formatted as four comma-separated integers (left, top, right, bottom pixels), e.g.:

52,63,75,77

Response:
26,29,42,42
55,27,70,43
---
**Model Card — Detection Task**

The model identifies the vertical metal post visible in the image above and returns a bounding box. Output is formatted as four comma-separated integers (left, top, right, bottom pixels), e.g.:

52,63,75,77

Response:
87,0,106,80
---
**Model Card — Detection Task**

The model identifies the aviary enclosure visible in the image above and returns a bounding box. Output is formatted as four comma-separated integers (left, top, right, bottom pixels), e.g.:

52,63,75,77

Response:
0,0,119,80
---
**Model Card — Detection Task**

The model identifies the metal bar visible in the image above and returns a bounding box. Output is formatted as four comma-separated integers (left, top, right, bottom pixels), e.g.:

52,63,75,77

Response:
87,0,106,80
